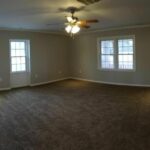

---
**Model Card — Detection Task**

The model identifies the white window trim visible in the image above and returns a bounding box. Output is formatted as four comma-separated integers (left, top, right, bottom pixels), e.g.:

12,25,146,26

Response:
97,35,136,72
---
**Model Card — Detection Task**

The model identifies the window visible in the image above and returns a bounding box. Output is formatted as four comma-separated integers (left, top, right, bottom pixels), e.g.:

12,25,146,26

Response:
101,40,114,69
118,39,134,69
98,36,135,71
10,41,27,72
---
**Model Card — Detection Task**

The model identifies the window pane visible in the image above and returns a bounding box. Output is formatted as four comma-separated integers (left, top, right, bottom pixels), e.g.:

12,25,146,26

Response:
118,39,133,46
119,46,133,54
119,55,133,62
20,42,25,49
118,39,134,54
11,42,16,49
101,40,113,47
20,50,25,56
12,65,16,72
119,55,133,69
118,38,134,70
16,57,21,64
101,47,114,54
16,42,20,49
16,50,20,56
11,50,16,56
21,64,26,71
10,41,27,72
101,55,114,69
11,57,17,64
100,40,114,69
119,63,133,69
20,57,25,63
16,64,21,71
101,40,114,54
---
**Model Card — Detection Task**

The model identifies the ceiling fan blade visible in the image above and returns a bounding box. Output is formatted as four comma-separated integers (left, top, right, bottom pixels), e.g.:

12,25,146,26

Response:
79,24,90,28
81,19,99,23
77,21,87,26
77,0,101,5
77,19,98,26
86,19,99,23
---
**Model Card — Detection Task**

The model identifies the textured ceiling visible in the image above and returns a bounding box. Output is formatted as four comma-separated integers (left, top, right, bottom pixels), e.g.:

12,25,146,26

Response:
0,0,150,33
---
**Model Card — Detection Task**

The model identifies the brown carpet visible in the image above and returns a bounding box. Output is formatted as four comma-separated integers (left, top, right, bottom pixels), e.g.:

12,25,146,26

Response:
0,79,150,150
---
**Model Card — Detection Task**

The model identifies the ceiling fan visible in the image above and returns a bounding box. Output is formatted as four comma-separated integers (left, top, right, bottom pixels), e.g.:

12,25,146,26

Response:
64,7,99,36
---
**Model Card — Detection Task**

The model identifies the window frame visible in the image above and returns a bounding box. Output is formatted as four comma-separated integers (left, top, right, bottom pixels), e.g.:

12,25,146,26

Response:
9,39,30,73
97,35,136,72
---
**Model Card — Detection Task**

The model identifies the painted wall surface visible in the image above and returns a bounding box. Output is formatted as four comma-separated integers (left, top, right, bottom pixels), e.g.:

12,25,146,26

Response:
0,30,69,88
0,27,150,89
70,27,150,85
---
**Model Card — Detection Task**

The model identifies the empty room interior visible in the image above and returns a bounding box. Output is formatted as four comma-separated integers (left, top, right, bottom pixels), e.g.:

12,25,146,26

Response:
0,0,150,149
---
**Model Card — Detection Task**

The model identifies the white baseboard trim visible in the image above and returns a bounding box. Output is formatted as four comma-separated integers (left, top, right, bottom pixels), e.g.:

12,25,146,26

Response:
1,77,149,90
70,77,150,87
30,77,70,87
0,78,70,91
0,87,11,91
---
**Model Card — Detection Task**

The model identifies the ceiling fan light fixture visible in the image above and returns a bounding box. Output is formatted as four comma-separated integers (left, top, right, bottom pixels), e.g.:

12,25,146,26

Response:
65,25,72,33
71,25,80,34
65,24,80,35
67,16,73,22
64,6,98,36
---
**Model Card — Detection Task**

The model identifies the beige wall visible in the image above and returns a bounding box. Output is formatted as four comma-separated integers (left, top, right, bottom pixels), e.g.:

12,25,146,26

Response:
0,27,150,89
0,30,70,89
70,27,150,86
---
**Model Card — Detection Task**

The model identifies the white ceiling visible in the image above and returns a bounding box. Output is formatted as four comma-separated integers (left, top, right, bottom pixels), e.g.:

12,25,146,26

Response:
0,0,150,33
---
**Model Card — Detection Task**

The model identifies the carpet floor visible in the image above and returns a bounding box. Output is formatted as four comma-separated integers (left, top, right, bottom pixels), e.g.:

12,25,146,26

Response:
0,79,150,150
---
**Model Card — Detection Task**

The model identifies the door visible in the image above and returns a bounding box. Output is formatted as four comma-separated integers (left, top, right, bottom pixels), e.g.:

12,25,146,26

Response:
10,40,30,88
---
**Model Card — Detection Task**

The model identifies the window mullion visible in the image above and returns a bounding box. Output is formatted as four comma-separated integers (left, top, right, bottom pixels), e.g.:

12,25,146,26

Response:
114,39,118,70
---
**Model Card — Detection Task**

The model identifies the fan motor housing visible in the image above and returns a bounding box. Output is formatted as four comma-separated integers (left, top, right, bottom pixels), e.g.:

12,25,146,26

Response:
77,0,101,5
